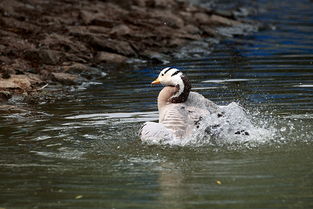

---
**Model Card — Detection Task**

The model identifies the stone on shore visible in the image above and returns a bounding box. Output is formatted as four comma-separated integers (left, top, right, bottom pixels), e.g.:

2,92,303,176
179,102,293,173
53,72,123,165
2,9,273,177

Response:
0,74,42,92
51,72,80,85
95,52,128,64
0,0,254,98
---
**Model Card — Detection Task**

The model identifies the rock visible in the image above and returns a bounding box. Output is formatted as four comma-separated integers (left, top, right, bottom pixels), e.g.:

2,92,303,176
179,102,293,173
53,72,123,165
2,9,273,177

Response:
0,91,12,102
168,38,186,47
90,37,136,56
0,0,250,96
0,105,28,113
63,63,90,74
149,10,184,28
0,75,32,92
179,11,192,21
39,50,59,65
41,33,90,55
210,14,240,26
0,79,20,89
80,10,98,25
39,69,52,81
62,52,89,63
79,3,128,25
24,49,59,65
86,26,111,34
146,0,176,8
214,9,234,18
132,0,146,7
52,72,80,85
63,62,106,79
0,67,15,79
110,24,132,36
141,50,169,63
26,73,45,87
194,12,212,25
62,63,104,79
0,55,12,64
1,74,43,91
1,16,40,34
184,24,200,34
95,51,128,63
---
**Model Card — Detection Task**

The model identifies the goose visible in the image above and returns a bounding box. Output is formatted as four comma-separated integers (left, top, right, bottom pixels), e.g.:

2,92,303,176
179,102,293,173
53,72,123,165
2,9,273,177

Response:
140,67,228,144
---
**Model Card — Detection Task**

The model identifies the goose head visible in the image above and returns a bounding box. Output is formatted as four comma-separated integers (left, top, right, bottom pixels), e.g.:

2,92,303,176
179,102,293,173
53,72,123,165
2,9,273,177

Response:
152,67,191,105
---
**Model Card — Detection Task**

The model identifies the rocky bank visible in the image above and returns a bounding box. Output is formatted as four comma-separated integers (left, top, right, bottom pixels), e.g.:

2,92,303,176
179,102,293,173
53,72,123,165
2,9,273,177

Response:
0,0,251,102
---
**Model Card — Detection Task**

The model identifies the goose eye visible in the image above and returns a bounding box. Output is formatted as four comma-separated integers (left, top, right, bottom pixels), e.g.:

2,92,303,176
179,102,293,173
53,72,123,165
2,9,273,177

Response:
161,73,164,76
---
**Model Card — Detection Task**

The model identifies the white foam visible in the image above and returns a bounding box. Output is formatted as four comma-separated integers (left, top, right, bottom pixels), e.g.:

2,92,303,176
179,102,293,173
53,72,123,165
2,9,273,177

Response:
202,79,251,83
192,86,225,90
294,84,313,88
140,102,276,148
65,111,158,125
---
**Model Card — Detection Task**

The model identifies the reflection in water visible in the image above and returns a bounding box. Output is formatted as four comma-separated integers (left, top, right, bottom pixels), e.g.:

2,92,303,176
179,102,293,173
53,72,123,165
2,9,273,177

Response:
158,162,186,209
1,0,313,208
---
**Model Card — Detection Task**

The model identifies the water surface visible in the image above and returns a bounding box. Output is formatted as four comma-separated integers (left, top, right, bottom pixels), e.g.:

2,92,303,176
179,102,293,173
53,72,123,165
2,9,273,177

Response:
1,0,313,208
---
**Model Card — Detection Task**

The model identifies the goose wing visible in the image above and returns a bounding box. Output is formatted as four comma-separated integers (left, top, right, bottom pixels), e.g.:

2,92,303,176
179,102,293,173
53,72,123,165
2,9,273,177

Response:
186,91,220,113
140,122,174,144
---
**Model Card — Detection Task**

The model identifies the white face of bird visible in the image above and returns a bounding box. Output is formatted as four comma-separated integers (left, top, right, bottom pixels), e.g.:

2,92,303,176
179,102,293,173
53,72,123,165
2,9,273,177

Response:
151,67,183,86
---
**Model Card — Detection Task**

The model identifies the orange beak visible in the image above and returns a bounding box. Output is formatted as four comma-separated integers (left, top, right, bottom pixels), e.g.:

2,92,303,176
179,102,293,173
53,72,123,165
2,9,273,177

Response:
151,78,160,85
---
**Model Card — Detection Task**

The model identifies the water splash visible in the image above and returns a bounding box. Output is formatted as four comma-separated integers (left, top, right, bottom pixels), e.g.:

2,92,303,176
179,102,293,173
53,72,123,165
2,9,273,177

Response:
193,102,275,147
140,102,313,149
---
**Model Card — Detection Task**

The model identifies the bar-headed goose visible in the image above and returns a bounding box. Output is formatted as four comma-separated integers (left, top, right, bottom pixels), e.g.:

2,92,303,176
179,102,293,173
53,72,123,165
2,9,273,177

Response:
140,67,222,143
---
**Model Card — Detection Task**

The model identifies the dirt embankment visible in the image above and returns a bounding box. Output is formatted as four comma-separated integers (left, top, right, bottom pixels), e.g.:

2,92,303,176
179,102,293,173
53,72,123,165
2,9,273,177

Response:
0,0,245,102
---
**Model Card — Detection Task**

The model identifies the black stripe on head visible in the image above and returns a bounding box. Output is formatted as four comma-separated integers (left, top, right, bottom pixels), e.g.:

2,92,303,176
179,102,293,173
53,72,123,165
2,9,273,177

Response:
171,70,180,77
163,67,173,74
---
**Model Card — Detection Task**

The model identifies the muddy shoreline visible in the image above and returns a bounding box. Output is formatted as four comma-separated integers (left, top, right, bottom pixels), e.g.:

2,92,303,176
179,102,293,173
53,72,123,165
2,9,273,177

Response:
0,0,255,104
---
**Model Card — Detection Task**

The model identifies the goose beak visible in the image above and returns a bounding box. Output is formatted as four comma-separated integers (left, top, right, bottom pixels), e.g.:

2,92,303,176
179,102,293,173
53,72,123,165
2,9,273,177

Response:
151,78,160,85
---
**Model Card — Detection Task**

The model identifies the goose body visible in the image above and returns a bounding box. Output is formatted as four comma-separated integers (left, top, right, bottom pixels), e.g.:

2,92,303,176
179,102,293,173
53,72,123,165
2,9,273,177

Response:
140,67,223,143
139,67,274,146
158,91,220,138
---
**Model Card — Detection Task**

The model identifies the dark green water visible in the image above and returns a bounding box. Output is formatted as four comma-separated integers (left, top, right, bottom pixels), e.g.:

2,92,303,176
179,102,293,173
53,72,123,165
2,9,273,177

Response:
1,0,313,208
